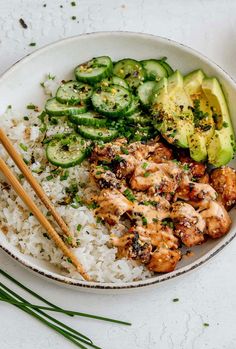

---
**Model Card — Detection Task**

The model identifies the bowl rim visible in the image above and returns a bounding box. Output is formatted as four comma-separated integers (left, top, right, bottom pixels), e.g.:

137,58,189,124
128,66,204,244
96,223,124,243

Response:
1,30,235,290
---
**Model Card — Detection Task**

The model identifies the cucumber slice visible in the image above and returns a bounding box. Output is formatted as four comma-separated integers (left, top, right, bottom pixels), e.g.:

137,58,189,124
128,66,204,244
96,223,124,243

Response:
78,125,118,142
113,59,146,89
75,56,113,84
127,112,151,126
124,97,140,116
158,60,174,76
68,111,107,127
99,76,129,89
56,81,93,104
91,84,132,118
46,133,88,168
137,81,157,106
141,59,168,81
45,98,87,116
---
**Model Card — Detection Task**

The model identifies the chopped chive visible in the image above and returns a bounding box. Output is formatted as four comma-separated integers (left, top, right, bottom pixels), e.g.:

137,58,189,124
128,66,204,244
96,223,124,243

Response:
123,188,136,202
71,16,76,20
142,162,148,169
203,323,209,327
60,170,69,181
143,172,150,177
26,103,36,110
172,298,179,302
29,42,36,47
46,175,54,181
77,224,82,232
142,216,148,226
19,143,28,151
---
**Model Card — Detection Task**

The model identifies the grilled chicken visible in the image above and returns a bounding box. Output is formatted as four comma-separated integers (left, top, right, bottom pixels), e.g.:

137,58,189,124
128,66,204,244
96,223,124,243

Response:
95,189,133,225
178,152,206,178
171,201,205,247
131,194,170,226
135,225,179,250
111,230,152,264
200,201,231,238
130,160,182,194
90,138,127,164
89,137,235,274
175,176,217,209
147,248,181,273
90,164,122,189
210,167,236,210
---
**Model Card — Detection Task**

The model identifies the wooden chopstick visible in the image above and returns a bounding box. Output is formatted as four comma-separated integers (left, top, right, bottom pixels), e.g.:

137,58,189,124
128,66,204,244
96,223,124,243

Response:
0,131,90,281
0,128,77,247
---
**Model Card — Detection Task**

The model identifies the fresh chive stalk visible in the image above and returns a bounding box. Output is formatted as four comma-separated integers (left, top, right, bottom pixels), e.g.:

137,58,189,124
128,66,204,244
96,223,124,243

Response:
0,269,131,348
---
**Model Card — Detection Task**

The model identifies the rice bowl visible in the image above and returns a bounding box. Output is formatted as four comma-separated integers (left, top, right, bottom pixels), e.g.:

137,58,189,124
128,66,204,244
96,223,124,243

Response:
0,32,235,292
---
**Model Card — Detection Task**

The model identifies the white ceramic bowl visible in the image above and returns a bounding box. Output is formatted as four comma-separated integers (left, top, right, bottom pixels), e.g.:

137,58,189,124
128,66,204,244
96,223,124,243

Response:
0,32,235,293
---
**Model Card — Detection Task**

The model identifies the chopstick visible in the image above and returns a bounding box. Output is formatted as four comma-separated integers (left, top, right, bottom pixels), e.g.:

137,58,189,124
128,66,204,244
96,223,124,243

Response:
0,128,77,247
0,129,90,281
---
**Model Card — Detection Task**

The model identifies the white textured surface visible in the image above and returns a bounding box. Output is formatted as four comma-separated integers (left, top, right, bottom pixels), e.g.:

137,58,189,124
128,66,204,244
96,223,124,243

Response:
0,1,236,348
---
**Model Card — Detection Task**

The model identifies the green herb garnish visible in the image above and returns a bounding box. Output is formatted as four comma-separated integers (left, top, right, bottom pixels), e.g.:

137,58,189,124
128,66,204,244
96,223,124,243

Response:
19,143,28,151
123,188,136,202
26,103,36,110
142,216,148,226
60,170,69,181
77,224,82,232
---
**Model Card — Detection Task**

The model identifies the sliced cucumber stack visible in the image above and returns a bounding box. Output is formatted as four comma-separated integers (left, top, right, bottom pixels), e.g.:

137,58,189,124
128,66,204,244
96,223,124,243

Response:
124,97,140,116
141,59,168,81
68,111,107,127
127,112,151,126
91,84,132,117
45,98,87,116
99,76,129,89
137,81,157,107
46,133,88,168
75,56,113,84
56,81,93,104
113,59,146,89
158,59,174,76
78,125,118,142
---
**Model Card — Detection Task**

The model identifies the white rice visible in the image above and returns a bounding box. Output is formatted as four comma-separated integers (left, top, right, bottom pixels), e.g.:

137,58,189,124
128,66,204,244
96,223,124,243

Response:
0,78,151,283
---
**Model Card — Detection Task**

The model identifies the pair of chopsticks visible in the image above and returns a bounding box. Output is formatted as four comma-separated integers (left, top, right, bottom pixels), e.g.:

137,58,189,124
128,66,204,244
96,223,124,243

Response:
0,128,90,281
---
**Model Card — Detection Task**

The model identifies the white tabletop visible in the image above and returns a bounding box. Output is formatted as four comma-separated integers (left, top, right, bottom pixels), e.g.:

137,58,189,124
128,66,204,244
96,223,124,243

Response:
1,1,236,348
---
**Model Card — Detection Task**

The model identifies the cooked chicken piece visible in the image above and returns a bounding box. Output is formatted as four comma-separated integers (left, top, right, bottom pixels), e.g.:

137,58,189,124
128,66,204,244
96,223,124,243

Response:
147,248,181,273
90,138,127,164
136,225,179,250
210,167,236,210
111,231,152,264
178,152,206,178
200,201,231,238
95,189,133,225
114,154,136,179
131,194,170,226
147,141,174,163
90,165,122,189
197,173,209,184
130,160,182,194
175,176,217,209
171,201,206,247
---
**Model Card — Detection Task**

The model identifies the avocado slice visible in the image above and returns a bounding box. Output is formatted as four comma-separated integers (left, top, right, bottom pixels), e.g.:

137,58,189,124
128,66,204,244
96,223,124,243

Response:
184,69,205,96
202,77,235,166
151,71,194,148
184,70,215,162
188,133,207,162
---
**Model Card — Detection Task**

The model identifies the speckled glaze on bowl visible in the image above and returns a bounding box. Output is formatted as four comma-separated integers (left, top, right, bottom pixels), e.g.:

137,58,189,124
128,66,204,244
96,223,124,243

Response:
0,32,235,293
